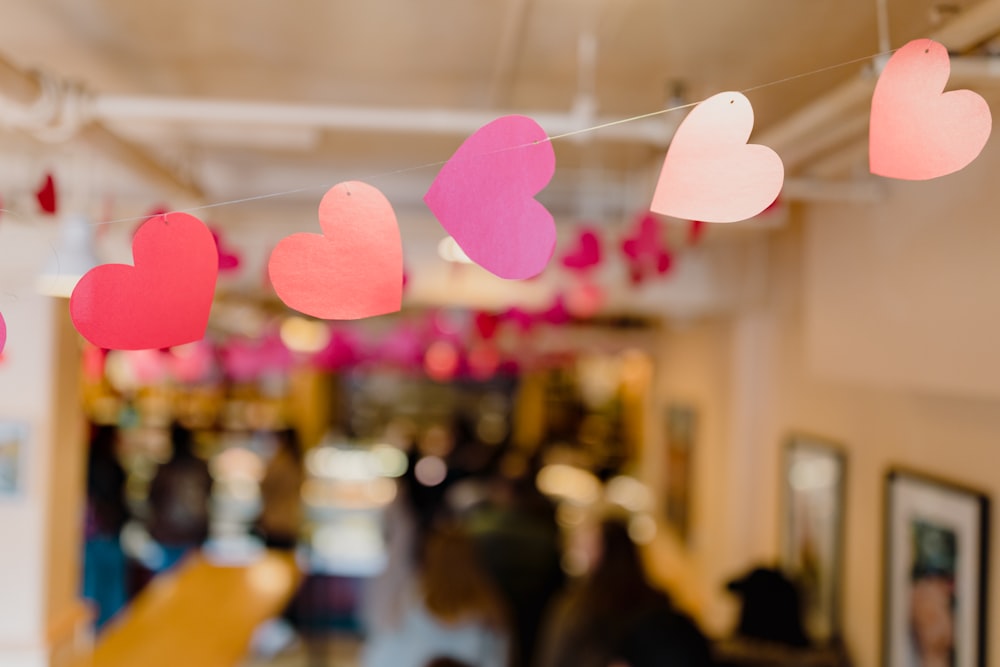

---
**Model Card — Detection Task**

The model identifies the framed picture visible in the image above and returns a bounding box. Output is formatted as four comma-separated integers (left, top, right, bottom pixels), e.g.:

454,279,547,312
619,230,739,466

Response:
884,469,990,667
664,403,696,543
0,421,28,496
780,434,846,644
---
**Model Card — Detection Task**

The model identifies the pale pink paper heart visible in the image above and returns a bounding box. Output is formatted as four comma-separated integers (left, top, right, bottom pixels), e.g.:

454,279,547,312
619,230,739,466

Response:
268,181,403,320
651,92,783,223
424,115,556,280
870,39,992,181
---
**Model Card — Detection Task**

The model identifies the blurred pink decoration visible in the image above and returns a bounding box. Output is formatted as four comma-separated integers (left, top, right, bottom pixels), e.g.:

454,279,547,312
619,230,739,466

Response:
621,212,672,285
688,220,706,245
222,333,293,382
500,306,536,334
312,327,363,371
169,340,215,384
125,348,169,384
375,323,426,370
540,294,571,325
467,341,501,380
210,226,242,273
424,339,461,381
561,227,602,272
82,344,107,382
565,282,605,319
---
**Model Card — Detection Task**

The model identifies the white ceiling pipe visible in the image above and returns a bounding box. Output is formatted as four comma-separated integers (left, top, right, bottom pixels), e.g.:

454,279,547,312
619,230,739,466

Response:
90,95,677,147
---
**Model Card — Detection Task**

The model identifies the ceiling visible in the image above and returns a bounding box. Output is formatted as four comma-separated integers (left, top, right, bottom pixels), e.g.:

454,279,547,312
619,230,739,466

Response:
0,0,997,316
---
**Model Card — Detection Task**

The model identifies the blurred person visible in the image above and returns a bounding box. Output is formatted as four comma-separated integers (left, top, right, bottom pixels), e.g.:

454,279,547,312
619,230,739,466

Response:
467,465,564,667
908,574,954,667
725,566,809,647
536,515,713,667
425,659,476,667
82,423,130,629
362,525,510,667
254,427,305,550
147,421,213,572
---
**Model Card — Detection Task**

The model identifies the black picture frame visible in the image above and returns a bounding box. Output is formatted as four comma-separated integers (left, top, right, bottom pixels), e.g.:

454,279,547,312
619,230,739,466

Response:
883,468,990,667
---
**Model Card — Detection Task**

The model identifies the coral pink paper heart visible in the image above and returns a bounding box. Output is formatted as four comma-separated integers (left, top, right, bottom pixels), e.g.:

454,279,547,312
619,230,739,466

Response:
562,228,602,272
424,115,556,280
870,39,992,180
651,92,783,223
70,213,218,350
269,181,402,320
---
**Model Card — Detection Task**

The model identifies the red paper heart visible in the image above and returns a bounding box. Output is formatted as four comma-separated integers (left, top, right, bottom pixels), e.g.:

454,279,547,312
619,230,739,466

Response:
35,173,57,215
562,228,602,272
651,92,783,223
269,181,402,320
424,115,556,280
870,39,992,180
70,213,219,350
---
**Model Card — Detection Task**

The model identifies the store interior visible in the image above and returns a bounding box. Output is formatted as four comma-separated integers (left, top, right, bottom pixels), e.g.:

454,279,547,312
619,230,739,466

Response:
2,2,1000,667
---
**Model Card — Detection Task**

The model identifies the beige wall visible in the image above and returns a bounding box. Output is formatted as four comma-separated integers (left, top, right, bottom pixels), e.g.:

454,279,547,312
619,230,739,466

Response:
644,134,1000,665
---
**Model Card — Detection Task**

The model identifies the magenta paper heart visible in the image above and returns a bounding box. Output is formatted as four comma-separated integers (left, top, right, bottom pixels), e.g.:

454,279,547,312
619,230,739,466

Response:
562,228,602,272
474,311,499,340
870,39,992,180
424,115,556,280
651,92,783,223
621,212,672,284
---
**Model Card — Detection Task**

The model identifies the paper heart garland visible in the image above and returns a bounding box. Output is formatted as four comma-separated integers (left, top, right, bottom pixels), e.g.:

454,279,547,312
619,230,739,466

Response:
651,92,783,223
269,181,402,320
562,228,602,272
70,213,219,350
870,39,992,180
424,115,556,280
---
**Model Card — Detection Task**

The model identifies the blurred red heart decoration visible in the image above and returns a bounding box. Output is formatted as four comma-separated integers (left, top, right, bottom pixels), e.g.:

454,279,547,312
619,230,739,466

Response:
561,227,602,272
621,212,672,285
70,213,219,350
210,226,242,273
35,173,57,215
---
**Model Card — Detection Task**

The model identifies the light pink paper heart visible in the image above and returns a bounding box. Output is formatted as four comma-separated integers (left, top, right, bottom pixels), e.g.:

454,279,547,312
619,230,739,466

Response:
424,115,556,280
870,39,992,181
651,92,783,223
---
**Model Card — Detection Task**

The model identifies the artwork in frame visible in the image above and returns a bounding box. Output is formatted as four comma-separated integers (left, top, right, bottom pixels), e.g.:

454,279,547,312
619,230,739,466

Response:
0,421,28,496
884,469,990,667
780,434,846,645
664,403,696,543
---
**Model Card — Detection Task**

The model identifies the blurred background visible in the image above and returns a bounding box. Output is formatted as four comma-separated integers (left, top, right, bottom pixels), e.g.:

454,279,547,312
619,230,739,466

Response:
2,1,1000,666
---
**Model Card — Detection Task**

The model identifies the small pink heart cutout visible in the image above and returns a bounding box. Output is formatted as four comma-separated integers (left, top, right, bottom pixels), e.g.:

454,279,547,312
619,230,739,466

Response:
651,92,784,223
268,181,403,320
424,115,556,280
870,39,992,181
